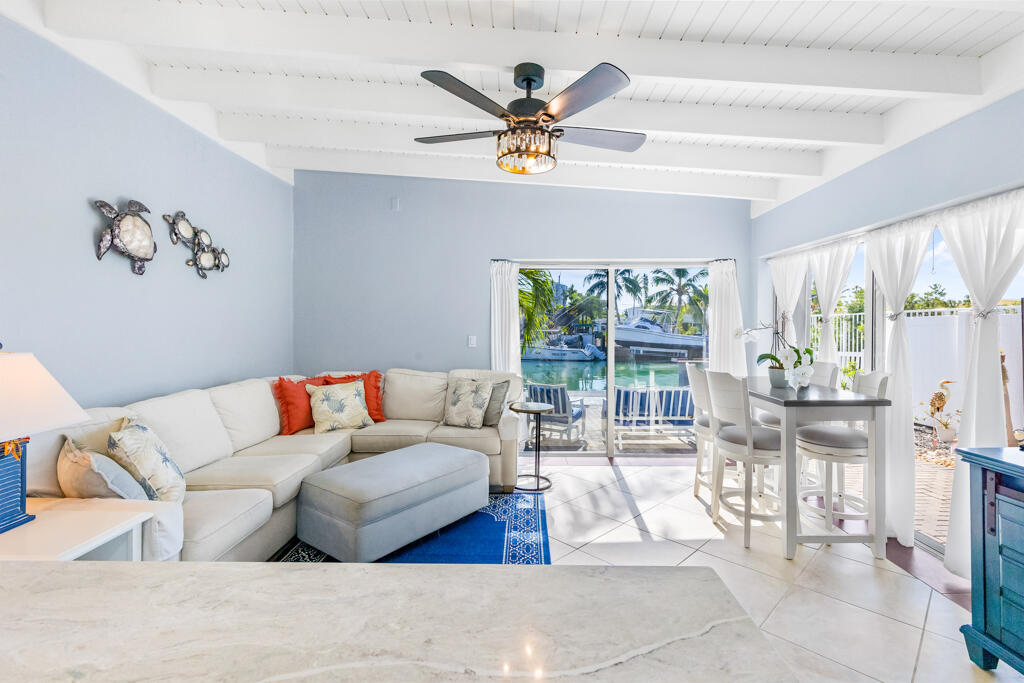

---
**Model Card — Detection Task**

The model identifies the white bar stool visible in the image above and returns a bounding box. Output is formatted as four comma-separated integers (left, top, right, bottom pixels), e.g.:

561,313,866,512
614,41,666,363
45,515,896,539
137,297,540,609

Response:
706,371,785,547
795,371,890,531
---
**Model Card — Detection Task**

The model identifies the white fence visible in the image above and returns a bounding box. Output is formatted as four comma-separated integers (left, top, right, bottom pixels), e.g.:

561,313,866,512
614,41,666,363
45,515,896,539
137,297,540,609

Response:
809,312,865,384
812,307,1024,429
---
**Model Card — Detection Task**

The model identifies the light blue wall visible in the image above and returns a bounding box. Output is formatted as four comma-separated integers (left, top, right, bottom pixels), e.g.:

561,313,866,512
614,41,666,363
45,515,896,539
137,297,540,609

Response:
0,17,294,407
751,90,1024,324
292,171,752,375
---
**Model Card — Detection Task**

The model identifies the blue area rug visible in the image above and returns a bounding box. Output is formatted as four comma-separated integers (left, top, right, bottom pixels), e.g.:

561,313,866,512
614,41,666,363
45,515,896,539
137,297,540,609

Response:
276,493,551,565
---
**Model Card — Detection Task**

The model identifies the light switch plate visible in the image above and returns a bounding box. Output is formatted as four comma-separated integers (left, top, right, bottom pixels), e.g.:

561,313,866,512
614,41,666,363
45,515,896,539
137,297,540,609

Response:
467,335,477,348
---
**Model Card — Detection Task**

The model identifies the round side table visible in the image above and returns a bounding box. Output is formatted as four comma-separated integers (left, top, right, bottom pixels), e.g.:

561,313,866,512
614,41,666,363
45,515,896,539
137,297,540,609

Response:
510,401,554,492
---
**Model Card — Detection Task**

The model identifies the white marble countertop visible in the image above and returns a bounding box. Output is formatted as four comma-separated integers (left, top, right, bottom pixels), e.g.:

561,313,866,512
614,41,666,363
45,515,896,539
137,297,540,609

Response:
1,562,794,681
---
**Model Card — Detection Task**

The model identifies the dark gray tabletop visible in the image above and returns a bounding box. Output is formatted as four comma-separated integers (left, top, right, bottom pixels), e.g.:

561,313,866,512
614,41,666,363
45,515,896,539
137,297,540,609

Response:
747,377,891,407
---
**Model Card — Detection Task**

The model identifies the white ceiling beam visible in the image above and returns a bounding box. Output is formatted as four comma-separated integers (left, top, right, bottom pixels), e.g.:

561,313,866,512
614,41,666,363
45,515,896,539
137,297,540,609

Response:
155,68,882,147
218,112,821,178
265,147,778,202
45,0,981,99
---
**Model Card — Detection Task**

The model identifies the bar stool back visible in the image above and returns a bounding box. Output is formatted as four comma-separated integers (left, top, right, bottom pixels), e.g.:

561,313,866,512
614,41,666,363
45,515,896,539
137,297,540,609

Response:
706,371,785,547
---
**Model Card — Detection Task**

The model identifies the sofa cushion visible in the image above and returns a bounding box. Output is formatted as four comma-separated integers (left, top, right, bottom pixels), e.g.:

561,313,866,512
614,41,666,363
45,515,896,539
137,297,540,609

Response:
27,407,134,498
181,489,273,561
427,425,501,455
185,454,320,508
350,419,436,453
382,369,448,422
208,379,281,452
127,390,234,474
235,429,351,469
299,444,489,526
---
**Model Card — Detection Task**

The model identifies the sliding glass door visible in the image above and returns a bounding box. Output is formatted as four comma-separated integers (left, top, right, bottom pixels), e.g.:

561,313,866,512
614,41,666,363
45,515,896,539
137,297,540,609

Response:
609,267,706,458
518,263,708,460
519,268,607,457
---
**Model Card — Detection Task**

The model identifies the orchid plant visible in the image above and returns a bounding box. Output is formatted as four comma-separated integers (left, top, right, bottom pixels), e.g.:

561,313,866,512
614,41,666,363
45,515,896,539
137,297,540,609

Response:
756,332,816,389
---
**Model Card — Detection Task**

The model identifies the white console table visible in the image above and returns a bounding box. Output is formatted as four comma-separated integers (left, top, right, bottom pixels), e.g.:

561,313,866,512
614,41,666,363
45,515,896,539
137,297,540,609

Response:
0,498,152,561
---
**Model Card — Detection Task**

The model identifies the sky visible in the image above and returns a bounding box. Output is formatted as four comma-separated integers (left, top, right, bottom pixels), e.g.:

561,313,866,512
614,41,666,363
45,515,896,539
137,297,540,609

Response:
543,229,1024,308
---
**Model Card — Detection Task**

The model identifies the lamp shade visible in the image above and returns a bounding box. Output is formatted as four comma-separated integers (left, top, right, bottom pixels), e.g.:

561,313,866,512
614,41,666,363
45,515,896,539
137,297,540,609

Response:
0,354,89,442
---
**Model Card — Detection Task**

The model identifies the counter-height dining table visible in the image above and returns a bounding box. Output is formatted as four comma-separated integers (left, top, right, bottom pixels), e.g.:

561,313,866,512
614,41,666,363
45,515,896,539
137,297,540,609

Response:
747,378,891,560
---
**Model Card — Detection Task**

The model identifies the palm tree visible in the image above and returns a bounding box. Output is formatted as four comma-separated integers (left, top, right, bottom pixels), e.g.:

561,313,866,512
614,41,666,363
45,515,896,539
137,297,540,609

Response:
650,268,708,333
518,268,555,350
584,269,641,319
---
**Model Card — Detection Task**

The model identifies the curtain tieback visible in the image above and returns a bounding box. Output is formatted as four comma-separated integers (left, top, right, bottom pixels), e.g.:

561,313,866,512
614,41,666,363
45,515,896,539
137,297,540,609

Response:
887,310,905,321
974,307,999,320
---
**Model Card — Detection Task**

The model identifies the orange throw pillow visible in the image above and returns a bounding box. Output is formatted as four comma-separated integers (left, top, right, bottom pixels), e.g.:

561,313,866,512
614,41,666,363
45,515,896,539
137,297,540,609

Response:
273,376,328,435
322,371,386,423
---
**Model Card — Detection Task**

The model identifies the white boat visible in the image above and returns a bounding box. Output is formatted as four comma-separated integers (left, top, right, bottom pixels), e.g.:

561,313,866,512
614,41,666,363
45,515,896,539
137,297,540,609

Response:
615,312,706,357
522,343,607,362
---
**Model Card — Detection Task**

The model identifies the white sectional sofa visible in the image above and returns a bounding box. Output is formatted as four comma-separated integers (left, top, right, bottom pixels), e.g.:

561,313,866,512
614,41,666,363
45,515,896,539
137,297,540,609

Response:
27,368,523,562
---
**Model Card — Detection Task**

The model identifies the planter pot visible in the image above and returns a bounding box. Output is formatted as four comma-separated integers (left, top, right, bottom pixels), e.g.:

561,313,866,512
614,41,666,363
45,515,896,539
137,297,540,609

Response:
768,368,789,388
936,425,957,443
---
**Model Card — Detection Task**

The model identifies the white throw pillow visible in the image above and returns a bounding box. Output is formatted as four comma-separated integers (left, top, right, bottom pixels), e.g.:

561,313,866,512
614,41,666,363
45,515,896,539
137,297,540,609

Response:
106,417,186,503
444,378,494,429
57,438,149,500
306,381,374,433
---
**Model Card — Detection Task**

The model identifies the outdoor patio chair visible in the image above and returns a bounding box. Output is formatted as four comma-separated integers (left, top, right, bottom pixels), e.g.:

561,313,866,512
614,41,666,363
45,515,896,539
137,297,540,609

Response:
525,383,586,444
601,386,692,449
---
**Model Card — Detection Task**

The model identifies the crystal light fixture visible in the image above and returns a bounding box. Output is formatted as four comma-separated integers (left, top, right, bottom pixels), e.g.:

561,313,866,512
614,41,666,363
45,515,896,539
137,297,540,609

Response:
496,126,557,175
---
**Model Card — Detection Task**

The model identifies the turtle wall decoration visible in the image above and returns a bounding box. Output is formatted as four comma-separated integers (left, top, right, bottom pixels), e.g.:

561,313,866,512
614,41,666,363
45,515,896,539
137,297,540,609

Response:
95,200,157,275
162,211,230,279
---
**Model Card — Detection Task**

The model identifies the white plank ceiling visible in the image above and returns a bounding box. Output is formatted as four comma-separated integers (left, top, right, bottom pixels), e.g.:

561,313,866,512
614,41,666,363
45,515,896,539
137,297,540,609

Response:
7,0,1024,210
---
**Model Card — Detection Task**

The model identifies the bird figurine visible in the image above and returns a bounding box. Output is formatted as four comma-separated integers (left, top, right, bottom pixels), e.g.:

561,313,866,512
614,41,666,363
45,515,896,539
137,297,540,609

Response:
929,380,955,416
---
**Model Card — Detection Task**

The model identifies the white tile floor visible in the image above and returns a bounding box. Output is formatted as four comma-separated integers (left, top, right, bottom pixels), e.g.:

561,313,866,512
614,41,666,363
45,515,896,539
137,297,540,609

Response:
532,460,1023,683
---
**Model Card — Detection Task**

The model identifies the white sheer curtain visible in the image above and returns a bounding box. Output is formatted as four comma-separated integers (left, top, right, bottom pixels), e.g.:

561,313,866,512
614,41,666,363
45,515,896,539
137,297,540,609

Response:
865,217,933,546
768,253,809,345
942,189,1024,578
808,240,858,364
489,260,521,379
708,259,747,376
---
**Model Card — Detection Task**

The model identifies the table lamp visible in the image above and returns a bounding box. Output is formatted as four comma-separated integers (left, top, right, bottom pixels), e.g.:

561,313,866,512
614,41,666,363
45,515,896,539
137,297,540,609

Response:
0,353,89,533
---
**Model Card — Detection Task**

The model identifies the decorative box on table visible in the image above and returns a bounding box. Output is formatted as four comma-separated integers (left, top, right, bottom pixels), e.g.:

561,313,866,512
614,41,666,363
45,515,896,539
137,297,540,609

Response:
958,446,1024,676
0,438,34,533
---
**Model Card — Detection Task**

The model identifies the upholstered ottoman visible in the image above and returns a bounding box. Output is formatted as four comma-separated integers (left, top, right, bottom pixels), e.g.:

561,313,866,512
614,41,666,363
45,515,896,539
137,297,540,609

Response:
296,443,489,562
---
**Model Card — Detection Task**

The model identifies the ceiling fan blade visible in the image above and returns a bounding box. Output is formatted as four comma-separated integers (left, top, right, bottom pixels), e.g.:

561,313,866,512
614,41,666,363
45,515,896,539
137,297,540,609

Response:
414,130,503,144
537,63,630,124
421,70,514,121
556,126,646,152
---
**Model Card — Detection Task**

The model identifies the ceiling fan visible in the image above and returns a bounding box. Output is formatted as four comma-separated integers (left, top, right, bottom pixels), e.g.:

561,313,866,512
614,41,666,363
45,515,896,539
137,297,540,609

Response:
415,62,646,175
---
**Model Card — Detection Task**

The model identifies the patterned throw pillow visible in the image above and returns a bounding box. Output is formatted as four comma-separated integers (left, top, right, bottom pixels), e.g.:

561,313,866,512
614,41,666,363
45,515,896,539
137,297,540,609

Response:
306,381,375,433
106,417,186,503
444,378,494,429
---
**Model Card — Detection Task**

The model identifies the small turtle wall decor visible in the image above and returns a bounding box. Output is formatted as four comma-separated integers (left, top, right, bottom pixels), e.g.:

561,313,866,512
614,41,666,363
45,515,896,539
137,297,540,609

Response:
95,200,157,275
162,211,230,279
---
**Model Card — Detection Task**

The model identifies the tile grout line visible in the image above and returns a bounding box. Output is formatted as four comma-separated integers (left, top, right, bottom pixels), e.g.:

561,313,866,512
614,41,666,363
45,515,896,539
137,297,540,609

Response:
910,592,934,682
762,630,886,682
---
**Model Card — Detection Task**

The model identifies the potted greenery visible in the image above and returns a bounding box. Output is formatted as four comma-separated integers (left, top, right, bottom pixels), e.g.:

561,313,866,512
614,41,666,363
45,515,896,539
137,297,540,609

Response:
756,325,816,389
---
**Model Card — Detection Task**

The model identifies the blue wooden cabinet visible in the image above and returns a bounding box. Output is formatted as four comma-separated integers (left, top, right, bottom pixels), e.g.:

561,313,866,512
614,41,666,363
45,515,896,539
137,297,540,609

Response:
958,446,1024,675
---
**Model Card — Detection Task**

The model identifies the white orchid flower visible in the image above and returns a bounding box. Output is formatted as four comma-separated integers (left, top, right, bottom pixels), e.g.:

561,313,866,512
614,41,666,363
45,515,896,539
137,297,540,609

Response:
778,347,798,369
786,364,814,388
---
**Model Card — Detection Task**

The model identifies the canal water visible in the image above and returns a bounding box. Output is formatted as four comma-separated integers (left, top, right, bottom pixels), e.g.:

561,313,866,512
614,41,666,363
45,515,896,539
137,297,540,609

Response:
521,359,689,392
